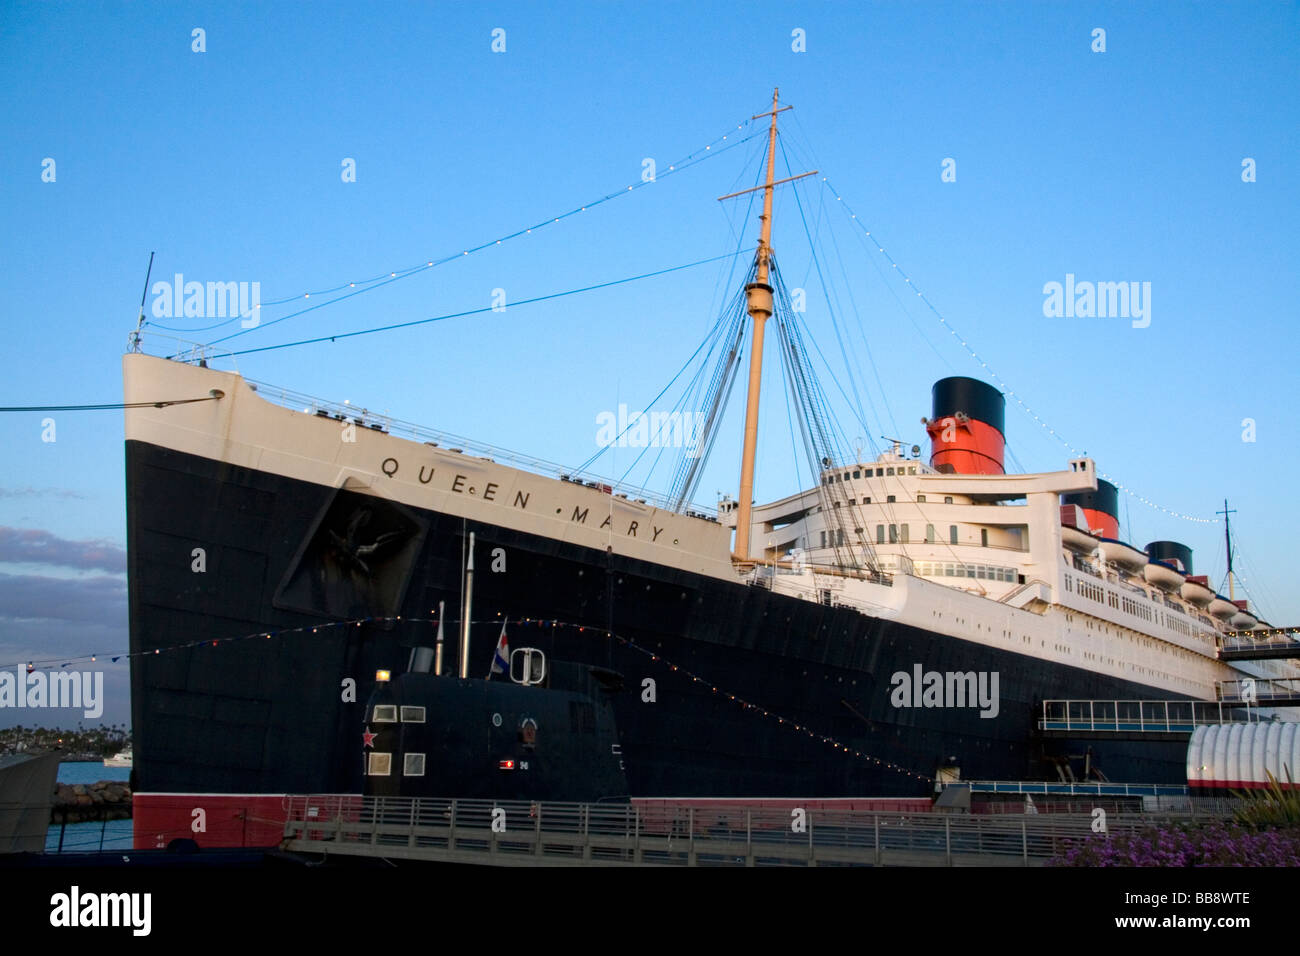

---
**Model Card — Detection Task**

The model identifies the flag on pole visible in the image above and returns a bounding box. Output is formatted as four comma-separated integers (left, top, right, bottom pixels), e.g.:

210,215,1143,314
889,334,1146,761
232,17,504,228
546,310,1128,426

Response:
489,618,509,679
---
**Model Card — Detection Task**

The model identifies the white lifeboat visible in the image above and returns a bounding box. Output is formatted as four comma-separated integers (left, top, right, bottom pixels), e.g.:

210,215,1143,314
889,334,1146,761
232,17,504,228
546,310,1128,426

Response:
1208,596,1237,620
1061,525,1098,553
1180,577,1215,608
1142,559,1186,592
1229,601,1258,630
1097,537,1147,571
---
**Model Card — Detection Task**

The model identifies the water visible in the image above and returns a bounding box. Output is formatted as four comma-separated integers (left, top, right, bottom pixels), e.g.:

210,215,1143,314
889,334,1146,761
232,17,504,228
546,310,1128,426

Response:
45,818,133,853
46,761,133,852
57,760,131,785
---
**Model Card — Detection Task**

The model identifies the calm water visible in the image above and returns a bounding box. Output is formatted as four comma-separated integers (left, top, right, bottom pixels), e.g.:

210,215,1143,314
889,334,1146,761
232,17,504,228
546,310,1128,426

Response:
46,761,133,852
57,760,131,784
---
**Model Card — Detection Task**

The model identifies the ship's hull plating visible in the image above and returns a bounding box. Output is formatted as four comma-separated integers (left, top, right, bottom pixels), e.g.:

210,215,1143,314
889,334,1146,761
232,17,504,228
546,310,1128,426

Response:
126,439,1195,803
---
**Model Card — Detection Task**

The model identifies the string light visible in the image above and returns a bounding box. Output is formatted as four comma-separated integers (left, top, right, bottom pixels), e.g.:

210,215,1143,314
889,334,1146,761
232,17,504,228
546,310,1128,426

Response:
819,176,1214,525
169,119,766,347
3,614,932,784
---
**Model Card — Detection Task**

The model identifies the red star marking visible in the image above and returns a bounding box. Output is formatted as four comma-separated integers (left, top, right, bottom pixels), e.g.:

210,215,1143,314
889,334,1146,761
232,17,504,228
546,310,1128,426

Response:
362,728,377,748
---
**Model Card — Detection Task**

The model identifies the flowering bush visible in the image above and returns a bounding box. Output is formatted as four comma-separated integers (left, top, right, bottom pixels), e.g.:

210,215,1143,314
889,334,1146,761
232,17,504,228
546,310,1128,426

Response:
1050,821,1300,867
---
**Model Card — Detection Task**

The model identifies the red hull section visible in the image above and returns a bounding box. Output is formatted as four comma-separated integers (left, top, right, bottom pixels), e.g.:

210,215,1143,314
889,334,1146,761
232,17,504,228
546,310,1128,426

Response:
135,793,935,849
133,793,292,850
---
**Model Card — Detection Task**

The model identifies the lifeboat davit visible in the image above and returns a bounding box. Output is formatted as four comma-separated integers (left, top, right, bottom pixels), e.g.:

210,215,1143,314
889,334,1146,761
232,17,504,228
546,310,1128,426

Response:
1208,595,1237,620
1180,575,1215,608
1098,537,1147,571
1143,559,1186,591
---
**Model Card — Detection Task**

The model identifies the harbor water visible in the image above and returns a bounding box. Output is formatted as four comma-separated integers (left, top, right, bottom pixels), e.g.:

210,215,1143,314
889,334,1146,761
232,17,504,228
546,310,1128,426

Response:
45,760,133,853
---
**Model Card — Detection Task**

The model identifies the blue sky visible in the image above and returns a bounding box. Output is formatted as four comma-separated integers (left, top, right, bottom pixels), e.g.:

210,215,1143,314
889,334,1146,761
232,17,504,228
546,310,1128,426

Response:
1,1,1297,727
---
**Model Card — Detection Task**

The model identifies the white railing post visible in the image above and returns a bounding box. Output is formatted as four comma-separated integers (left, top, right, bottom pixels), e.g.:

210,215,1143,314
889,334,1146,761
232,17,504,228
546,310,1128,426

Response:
808,811,814,867
746,808,753,867
687,807,695,866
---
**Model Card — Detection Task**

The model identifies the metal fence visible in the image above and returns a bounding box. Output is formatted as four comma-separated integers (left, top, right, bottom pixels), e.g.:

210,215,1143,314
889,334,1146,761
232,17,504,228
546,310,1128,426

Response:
279,795,1249,867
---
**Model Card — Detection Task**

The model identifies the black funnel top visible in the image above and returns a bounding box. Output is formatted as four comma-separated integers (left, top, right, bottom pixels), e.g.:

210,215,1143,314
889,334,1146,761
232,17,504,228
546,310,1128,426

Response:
1146,540,1192,575
931,377,1005,437
1062,478,1119,518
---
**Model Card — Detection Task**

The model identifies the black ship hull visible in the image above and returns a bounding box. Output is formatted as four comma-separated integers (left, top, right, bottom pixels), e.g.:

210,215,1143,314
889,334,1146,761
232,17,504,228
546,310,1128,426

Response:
126,439,1195,801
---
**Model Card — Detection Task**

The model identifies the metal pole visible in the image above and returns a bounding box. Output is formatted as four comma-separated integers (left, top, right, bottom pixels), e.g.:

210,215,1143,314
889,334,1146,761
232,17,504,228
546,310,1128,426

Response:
459,533,475,678
434,600,445,676
808,809,814,866
688,806,694,865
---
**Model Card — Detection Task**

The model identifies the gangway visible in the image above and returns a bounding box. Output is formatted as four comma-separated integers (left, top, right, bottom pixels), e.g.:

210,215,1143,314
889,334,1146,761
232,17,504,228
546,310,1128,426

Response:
1039,699,1256,736
1219,626,1300,661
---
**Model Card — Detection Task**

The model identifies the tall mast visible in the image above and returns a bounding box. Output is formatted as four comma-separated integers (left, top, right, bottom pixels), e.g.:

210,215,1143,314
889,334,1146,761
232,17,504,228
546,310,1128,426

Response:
1218,498,1237,600
733,88,785,561
716,89,816,561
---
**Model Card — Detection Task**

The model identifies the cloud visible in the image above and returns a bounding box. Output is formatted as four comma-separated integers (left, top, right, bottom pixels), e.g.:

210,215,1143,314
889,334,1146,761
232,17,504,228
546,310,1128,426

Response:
0,574,130,727
0,527,126,574
0,487,86,500
0,571,127,625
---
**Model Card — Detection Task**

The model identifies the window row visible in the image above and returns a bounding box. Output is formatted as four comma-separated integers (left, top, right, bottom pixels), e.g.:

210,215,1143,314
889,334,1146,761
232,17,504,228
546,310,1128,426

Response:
824,465,919,484
914,561,1018,582
367,752,425,776
370,705,426,723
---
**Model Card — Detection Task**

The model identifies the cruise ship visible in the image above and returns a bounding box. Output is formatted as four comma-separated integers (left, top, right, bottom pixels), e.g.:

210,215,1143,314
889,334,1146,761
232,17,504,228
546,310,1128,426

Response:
122,91,1298,848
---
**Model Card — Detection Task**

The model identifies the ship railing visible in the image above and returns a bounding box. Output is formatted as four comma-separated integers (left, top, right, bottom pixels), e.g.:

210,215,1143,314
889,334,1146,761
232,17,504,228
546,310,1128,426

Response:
1071,557,1101,579
1039,698,1260,733
279,794,1257,867
130,331,710,518
130,331,244,376
1216,677,1300,705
